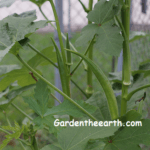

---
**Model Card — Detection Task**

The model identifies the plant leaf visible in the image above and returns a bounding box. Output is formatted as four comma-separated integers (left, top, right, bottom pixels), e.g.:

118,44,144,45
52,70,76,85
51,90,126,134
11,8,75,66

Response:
33,115,62,134
0,65,20,76
86,91,111,121
129,31,150,43
40,144,62,150
0,10,47,58
87,0,119,24
34,79,50,115
132,59,150,78
85,140,105,150
0,68,40,92
27,0,47,6
76,21,123,56
0,121,24,150
103,119,150,149
23,96,42,116
44,100,97,118
57,125,119,150
0,84,35,111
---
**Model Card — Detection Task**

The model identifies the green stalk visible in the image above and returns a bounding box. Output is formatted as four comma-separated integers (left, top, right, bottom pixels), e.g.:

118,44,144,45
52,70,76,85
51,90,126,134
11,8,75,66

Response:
78,0,89,13
126,84,150,101
51,38,70,96
66,33,72,97
11,103,50,132
28,43,58,68
11,103,33,121
19,141,26,150
16,54,97,121
49,0,72,99
49,0,66,64
70,79,88,98
39,6,87,70
118,0,131,116
28,42,87,98
70,36,95,75
86,0,94,97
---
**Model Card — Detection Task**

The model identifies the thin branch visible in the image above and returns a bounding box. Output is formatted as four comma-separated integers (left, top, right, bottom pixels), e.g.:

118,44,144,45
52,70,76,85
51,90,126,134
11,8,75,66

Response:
126,84,150,101
78,0,89,13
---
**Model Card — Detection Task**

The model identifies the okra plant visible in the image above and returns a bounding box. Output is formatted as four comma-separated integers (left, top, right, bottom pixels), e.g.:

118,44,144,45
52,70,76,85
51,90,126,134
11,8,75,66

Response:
0,0,150,149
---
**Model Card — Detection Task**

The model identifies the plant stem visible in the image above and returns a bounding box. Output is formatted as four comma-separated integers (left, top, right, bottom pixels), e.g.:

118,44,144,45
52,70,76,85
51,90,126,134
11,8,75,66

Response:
66,33,72,97
11,103,33,121
16,54,97,121
50,93,62,104
70,79,88,98
78,0,89,13
19,141,26,150
49,0,66,64
39,6,87,70
28,43,58,68
70,36,95,75
86,0,94,97
116,0,131,116
126,84,150,101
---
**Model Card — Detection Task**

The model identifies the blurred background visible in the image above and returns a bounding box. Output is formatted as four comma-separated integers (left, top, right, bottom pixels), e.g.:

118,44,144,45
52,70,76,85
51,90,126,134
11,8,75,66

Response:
0,0,150,149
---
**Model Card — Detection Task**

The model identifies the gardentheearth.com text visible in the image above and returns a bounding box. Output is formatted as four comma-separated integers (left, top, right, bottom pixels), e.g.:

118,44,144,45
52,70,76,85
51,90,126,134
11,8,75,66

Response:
54,119,142,127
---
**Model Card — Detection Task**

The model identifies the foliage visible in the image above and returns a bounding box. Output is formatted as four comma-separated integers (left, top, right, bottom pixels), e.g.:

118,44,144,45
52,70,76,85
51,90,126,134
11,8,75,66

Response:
0,122,24,150
0,0,150,150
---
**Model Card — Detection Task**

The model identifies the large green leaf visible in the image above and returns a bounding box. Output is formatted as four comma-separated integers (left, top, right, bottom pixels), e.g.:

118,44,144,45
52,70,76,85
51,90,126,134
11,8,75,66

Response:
76,0,123,56
86,91,111,121
87,0,119,24
76,21,123,56
103,119,150,150
44,100,97,118
0,10,47,58
57,125,119,150
129,31,150,43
